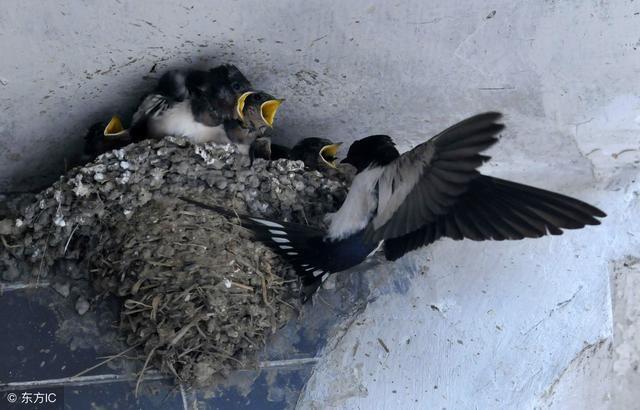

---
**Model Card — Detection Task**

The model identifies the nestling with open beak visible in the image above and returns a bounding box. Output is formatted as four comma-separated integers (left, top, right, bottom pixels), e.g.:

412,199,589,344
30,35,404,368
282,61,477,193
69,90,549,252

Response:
181,112,606,302
270,137,342,170
235,91,282,133
82,117,132,162
230,91,283,161
97,64,282,157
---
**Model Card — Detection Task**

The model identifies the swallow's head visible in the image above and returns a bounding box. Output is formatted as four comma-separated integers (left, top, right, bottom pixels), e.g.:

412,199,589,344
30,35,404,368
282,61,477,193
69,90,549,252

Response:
236,91,283,133
193,64,253,117
341,135,399,173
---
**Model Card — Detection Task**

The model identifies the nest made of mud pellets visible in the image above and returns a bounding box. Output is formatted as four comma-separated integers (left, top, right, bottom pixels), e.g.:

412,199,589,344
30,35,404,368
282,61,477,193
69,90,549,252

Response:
0,136,350,386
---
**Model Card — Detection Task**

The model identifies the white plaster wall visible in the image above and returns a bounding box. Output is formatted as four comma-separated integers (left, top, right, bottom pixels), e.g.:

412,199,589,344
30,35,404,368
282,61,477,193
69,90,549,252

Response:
1,0,639,408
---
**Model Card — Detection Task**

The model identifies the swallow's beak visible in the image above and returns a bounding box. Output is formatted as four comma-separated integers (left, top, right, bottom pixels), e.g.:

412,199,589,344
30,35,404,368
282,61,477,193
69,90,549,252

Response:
236,91,255,121
260,99,283,128
103,116,129,139
319,142,343,168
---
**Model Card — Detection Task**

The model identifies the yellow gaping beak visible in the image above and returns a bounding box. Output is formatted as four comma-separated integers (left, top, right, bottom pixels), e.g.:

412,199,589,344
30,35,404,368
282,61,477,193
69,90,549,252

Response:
319,142,343,169
236,91,255,121
103,115,129,138
260,99,283,128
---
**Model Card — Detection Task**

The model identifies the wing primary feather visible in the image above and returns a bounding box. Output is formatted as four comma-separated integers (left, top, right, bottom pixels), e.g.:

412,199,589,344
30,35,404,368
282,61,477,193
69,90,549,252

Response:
437,157,489,172
452,211,484,240
487,177,606,218
430,166,478,184
490,187,589,230
472,200,523,239
499,186,601,226
428,173,469,197
463,204,503,240
439,127,504,150
444,213,463,239
438,142,499,160
432,112,503,146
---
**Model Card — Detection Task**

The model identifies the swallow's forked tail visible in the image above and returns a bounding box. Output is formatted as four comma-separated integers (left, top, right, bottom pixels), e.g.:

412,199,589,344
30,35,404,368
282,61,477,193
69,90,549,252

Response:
179,196,340,302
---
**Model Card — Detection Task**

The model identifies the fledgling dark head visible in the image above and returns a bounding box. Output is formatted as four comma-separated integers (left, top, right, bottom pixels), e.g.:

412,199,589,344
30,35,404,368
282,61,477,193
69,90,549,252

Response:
248,136,272,164
341,135,400,172
205,64,252,95
187,64,253,123
290,137,342,170
236,91,283,134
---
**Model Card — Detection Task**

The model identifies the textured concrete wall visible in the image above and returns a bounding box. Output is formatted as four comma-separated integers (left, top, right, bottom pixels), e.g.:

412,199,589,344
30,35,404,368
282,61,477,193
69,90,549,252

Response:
1,0,639,408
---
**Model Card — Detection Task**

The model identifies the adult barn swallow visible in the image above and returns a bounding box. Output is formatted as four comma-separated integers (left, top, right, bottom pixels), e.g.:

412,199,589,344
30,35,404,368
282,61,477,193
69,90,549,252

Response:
181,113,606,301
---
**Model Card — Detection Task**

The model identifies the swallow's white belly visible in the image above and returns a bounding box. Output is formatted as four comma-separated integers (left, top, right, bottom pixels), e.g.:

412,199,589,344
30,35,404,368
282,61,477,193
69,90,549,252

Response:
152,101,231,144
324,166,385,240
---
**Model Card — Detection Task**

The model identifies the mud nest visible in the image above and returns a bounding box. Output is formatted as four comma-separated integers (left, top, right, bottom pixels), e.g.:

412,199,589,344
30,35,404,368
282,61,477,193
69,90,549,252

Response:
0,137,349,386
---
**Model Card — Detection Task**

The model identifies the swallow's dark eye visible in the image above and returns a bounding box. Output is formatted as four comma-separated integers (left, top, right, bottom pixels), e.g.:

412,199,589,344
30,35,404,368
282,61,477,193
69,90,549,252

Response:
231,82,240,91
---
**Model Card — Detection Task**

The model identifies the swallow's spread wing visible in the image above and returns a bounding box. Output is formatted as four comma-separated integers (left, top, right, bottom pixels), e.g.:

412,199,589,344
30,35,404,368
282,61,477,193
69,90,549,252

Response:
363,112,504,243
383,175,606,260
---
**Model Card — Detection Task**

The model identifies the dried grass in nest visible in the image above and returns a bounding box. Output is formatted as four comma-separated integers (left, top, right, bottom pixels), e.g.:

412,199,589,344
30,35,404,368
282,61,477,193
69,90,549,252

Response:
92,199,299,387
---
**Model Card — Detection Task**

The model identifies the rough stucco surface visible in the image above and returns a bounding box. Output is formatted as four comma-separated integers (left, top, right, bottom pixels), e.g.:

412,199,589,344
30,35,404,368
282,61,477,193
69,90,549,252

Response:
1,0,639,408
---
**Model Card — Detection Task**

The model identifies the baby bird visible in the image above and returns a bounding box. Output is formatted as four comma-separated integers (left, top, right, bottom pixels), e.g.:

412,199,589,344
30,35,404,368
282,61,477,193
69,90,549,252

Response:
271,137,342,170
102,64,282,155
228,91,283,155
83,117,131,162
